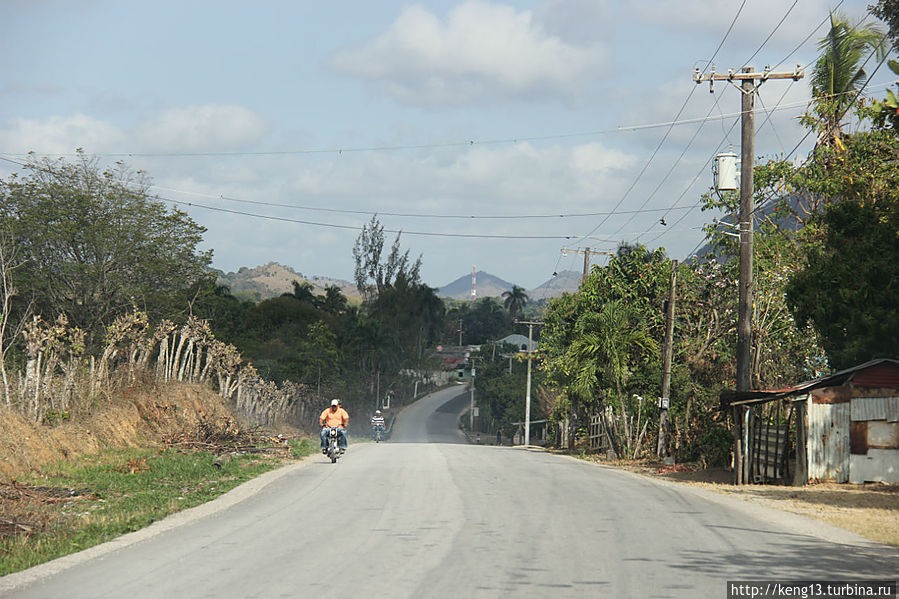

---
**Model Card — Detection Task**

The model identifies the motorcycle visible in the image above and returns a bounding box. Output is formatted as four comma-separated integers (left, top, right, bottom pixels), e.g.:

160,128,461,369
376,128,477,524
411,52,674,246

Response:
325,427,343,463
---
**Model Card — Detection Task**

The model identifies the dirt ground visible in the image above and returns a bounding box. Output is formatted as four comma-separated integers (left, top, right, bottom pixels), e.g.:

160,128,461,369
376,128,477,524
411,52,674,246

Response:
0,383,254,480
0,384,298,548
613,460,899,548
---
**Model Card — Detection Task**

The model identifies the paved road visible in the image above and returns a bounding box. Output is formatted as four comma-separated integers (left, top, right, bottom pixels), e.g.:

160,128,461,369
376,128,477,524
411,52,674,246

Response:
3,386,896,598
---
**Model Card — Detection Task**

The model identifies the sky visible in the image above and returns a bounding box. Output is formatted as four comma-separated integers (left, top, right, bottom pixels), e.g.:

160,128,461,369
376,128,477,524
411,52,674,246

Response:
1,0,894,292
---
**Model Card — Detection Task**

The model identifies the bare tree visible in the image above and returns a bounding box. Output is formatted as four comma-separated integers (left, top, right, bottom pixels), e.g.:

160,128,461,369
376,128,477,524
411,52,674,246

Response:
0,229,30,407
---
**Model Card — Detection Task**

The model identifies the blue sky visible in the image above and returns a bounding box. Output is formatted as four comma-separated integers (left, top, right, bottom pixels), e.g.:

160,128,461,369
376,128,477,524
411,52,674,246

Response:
1,0,893,290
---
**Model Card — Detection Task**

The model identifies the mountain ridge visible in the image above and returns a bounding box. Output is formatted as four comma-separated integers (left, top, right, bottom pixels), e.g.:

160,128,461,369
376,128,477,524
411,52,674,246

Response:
214,262,580,302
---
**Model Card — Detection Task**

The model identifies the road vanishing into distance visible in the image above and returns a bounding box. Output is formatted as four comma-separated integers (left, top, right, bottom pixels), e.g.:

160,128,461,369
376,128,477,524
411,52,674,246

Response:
2,386,896,598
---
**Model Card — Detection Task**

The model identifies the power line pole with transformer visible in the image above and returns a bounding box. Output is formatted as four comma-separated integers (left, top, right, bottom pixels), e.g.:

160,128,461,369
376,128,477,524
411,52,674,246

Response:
693,65,804,483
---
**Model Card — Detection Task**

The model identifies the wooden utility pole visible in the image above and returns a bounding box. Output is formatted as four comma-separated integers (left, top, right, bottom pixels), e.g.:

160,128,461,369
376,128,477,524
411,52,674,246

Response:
657,260,677,458
694,65,803,483
561,248,614,282
515,320,543,446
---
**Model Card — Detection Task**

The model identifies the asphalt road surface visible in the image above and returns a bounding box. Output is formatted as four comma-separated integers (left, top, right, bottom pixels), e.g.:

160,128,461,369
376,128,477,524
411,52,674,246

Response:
2,386,896,598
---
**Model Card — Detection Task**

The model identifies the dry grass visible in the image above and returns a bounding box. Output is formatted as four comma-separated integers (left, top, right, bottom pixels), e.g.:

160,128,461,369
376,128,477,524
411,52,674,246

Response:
612,459,899,548
0,384,237,480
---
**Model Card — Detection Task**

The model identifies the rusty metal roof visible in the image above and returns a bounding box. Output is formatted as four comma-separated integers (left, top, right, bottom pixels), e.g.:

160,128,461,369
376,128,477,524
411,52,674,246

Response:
720,358,899,409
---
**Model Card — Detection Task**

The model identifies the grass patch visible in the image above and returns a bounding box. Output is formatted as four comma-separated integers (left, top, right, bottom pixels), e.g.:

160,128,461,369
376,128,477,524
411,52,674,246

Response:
287,437,318,459
0,446,296,576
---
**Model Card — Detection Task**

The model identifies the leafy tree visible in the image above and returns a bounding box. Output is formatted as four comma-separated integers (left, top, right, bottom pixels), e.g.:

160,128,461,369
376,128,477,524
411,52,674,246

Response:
698,163,829,388
567,300,657,405
0,155,211,346
540,246,666,452
370,277,445,367
352,215,421,301
501,285,529,320
300,321,340,396
870,0,899,53
283,280,316,304
786,200,899,369
445,298,513,345
869,0,899,131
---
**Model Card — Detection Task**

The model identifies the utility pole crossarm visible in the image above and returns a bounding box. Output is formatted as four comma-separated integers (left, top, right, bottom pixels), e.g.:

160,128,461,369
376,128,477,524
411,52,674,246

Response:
693,65,804,83
561,247,614,282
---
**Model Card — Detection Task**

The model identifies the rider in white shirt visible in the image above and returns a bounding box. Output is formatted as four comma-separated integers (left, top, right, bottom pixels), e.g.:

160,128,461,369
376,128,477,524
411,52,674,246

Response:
370,410,385,439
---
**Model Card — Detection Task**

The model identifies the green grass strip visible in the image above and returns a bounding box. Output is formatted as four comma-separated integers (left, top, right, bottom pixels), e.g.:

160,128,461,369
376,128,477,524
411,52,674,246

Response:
1,438,318,576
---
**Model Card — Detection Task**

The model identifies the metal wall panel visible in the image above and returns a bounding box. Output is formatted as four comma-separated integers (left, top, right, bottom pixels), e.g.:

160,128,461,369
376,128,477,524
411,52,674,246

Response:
808,402,850,482
849,449,899,484
851,396,899,422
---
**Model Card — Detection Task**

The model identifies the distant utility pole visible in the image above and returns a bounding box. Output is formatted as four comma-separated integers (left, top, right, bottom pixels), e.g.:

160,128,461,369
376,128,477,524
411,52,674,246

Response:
657,260,677,458
515,320,543,446
693,65,803,483
561,247,614,282
469,357,479,432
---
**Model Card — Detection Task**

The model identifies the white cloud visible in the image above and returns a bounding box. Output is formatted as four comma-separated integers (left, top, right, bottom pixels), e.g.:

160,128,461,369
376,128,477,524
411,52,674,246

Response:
331,1,608,106
624,0,835,48
135,104,269,152
0,113,125,156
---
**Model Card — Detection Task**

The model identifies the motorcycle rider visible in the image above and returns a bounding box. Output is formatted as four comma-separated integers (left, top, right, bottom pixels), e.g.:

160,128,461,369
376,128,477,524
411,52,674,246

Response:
319,399,349,454
370,409,385,440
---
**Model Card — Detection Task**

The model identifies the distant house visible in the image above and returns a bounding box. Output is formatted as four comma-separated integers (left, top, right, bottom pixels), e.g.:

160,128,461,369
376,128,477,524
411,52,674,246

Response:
722,359,899,485
496,334,537,353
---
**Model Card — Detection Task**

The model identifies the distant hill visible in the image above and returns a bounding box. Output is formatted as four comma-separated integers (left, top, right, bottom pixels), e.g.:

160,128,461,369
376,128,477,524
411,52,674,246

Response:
527,270,580,300
215,262,580,304
215,262,359,302
437,271,514,300
436,270,580,301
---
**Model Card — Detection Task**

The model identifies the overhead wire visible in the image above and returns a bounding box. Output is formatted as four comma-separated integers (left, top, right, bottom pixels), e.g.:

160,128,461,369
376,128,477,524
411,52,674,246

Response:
157,197,582,240
151,186,699,220
0,98,825,162
640,0,853,259
672,7,884,263
611,84,732,239
783,40,891,164
741,0,800,70
566,0,748,250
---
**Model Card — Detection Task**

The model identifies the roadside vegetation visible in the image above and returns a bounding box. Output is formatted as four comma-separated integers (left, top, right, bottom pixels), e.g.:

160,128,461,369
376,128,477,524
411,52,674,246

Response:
444,5,899,466
1,438,317,576
1,0,899,576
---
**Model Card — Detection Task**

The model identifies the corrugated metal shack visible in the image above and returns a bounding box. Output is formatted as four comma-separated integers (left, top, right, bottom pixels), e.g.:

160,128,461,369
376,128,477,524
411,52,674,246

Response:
721,359,899,485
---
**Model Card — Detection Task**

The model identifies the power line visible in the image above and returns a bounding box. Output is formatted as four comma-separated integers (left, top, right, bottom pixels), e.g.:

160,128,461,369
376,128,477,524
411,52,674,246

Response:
741,0,799,70
784,42,891,163
634,1,853,255
159,197,581,240
569,0,748,249
772,0,845,71
610,85,732,239
2,87,885,166
152,186,698,221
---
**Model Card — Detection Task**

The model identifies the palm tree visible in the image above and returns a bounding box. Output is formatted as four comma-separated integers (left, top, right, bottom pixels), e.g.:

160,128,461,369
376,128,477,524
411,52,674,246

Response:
568,300,657,456
320,285,348,314
283,280,316,303
502,285,529,320
569,300,656,402
809,12,886,147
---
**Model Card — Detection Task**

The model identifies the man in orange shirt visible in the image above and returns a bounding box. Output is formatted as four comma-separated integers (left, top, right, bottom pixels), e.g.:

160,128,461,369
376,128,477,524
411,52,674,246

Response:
319,398,349,454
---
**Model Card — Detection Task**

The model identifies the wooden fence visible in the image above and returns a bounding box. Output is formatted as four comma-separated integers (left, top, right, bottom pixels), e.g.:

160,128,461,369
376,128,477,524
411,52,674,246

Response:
748,400,794,484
